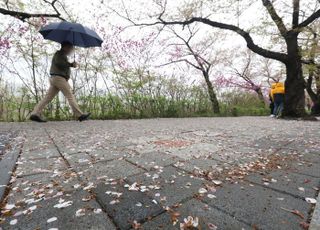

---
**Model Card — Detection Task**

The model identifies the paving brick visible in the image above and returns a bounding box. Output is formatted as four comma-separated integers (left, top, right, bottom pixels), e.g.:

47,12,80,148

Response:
126,151,182,170
15,157,68,177
203,182,313,230
75,159,144,182
88,149,137,162
142,199,250,230
173,159,225,174
21,148,60,160
1,190,116,230
246,170,318,199
94,182,164,229
127,166,209,207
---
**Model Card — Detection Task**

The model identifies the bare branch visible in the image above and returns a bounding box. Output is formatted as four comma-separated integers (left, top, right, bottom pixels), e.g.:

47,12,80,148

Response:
0,0,64,22
297,9,320,29
158,59,201,70
135,16,288,63
261,0,288,36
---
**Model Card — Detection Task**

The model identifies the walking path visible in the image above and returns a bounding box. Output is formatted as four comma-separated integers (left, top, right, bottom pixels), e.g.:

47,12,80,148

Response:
0,117,319,230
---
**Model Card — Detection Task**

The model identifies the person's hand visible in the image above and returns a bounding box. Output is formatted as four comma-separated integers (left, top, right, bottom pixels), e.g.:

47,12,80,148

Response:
71,62,79,68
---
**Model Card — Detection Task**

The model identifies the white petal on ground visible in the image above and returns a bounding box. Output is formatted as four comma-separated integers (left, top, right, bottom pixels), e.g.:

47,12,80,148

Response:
28,205,37,211
128,182,139,191
4,204,15,210
109,200,120,205
207,194,216,199
54,201,73,209
13,211,23,217
198,188,208,194
10,219,18,225
73,184,81,189
212,180,222,185
305,197,317,204
94,209,102,214
83,183,95,190
47,217,58,223
75,209,86,217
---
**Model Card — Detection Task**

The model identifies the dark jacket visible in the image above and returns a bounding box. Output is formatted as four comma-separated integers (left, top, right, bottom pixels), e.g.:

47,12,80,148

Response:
50,50,72,80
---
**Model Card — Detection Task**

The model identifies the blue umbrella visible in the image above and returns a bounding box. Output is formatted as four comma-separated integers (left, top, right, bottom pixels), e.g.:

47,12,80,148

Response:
39,21,103,48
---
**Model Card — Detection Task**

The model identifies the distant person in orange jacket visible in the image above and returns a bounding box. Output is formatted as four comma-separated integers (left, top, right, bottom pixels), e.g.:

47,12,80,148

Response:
270,82,285,117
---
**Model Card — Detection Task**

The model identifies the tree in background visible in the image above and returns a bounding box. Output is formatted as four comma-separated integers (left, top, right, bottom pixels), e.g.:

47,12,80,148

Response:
0,0,281,120
216,50,285,106
303,21,320,115
122,0,320,117
162,25,221,114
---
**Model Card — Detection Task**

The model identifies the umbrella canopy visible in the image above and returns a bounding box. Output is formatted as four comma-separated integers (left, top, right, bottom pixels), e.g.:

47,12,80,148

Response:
39,21,103,48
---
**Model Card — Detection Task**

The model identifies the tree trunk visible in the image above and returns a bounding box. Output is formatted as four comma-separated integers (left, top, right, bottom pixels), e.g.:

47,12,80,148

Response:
283,35,306,117
306,70,320,115
203,71,220,114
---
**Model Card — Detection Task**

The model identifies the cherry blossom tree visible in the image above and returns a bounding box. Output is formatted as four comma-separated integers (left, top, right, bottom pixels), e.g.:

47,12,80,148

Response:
120,0,320,117
161,25,221,113
215,50,286,106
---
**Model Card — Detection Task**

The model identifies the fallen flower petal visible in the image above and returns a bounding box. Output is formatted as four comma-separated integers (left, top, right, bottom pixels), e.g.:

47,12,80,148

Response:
76,209,86,217
198,188,208,194
54,201,73,209
47,217,58,223
94,209,102,214
305,198,317,204
207,194,216,199
212,180,222,185
10,219,18,225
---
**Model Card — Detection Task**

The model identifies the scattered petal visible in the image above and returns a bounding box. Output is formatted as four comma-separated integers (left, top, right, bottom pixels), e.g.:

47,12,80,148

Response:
198,188,207,194
10,219,18,225
47,217,58,223
5,204,15,210
54,201,73,209
305,198,317,204
207,194,216,199
76,209,86,217
94,209,102,214
212,180,222,185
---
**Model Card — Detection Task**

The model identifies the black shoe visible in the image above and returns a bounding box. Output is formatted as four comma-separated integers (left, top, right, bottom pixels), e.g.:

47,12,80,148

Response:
30,114,47,123
78,113,91,122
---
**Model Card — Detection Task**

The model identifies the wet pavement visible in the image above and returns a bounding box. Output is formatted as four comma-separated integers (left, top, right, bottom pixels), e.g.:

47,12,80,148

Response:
0,117,319,230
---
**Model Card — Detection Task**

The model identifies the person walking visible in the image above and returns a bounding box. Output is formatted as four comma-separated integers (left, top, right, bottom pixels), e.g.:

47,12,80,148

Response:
30,41,91,122
271,82,285,118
